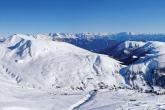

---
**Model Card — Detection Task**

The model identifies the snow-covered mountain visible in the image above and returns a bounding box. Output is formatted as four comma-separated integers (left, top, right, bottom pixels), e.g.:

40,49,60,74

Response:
31,32,165,92
121,41,165,92
47,32,165,41
1,33,165,92
0,34,125,92
1,33,165,110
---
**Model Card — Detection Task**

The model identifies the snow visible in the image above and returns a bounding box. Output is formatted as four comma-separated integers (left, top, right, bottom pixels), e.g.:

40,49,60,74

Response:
69,90,97,110
0,33,165,110
122,41,165,91
76,89,165,110
0,34,125,92
0,74,84,110
1,75,165,110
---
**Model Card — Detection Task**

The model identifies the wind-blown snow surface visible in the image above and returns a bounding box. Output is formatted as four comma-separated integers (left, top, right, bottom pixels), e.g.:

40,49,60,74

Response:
1,33,165,110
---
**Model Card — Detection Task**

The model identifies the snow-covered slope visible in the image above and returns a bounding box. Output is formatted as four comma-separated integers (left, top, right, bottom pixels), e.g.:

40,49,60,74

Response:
1,33,165,92
121,41,165,92
36,32,165,92
1,33,165,109
0,34,125,92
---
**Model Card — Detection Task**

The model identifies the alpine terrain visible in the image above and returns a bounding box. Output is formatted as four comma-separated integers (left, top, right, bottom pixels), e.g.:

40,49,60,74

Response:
0,33,165,110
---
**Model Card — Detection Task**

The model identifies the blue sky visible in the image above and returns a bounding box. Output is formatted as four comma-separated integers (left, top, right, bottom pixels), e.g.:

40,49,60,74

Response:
0,0,165,35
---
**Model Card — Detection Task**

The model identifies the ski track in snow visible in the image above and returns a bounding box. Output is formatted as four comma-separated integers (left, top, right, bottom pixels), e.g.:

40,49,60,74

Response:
69,90,97,110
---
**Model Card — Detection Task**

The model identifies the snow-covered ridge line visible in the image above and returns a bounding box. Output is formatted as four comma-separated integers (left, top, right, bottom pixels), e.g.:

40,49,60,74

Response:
2,32,165,41
47,32,165,42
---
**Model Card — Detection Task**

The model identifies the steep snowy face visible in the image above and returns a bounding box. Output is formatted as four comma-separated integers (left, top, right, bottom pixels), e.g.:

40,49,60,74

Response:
122,42,165,91
0,34,125,91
